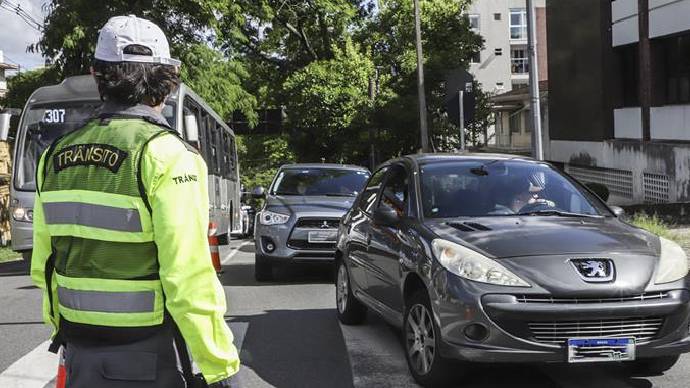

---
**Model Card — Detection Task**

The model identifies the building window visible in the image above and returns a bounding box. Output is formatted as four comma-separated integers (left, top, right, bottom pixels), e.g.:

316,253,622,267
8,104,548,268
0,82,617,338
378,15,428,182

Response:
509,112,521,133
495,48,503,56
665,33,690,105
470,51,481,64
468,14,480,32
510,8,527,40
511,47,529,74
494,13,501,21
615,44,639,108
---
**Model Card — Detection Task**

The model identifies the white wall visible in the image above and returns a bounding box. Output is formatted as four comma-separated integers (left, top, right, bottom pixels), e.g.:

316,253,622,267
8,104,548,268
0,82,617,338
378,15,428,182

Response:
651,105,690,141
613,0,690,46
614,108,642,139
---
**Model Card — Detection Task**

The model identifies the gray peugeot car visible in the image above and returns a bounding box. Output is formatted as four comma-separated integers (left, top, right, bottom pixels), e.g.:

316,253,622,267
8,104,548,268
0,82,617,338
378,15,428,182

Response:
253,163,370,281
335,154,690,386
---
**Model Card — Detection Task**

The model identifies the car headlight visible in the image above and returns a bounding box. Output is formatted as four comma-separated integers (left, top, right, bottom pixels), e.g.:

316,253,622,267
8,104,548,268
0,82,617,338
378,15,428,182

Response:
12,207,32,223
259,210,290,225
431,239,530,287
655,237,689,284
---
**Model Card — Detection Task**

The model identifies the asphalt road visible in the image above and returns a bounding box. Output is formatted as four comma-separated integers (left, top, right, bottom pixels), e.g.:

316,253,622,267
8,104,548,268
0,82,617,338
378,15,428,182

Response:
1,239,690,387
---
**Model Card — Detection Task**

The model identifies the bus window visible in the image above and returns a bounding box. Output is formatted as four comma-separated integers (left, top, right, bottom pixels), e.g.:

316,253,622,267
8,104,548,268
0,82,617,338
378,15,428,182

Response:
229,136,237,180
220,130,230,179
183,97,205,159
204,114,218,175
15,103,100,191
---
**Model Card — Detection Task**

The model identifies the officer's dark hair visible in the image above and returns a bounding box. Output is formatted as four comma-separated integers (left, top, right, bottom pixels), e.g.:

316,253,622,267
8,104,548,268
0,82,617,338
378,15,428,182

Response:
92,44,180,106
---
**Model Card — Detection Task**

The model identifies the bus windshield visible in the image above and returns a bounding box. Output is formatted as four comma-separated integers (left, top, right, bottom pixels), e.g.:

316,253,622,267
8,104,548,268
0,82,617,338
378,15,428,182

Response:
15,102,177,191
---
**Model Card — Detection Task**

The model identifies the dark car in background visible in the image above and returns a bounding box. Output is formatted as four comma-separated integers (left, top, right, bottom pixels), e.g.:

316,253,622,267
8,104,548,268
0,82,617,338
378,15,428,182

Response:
335,154,690,386
253,164,370,281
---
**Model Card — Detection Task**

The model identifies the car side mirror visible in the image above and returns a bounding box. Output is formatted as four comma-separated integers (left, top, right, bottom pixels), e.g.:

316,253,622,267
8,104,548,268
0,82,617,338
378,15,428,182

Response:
373,206,400,227
610,206,625,217
585,182,610,202
252,186,266,199
184,114,200,144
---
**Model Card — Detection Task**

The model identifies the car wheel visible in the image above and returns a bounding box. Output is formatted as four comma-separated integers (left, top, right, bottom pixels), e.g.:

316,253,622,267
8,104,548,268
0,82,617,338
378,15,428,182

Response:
335,259,366,325
627,355,680,375
254,254,273,281
404,290,455,387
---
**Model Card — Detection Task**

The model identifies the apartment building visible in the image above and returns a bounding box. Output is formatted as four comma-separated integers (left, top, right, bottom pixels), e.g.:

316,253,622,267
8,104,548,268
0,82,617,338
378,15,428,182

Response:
467,0,547,94
547,0,690,205
0,51,18,99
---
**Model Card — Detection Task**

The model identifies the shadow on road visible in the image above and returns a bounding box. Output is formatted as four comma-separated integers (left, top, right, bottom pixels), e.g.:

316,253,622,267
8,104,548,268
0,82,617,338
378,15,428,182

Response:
230,309,354,388
0,259,28,277
219,262,334,287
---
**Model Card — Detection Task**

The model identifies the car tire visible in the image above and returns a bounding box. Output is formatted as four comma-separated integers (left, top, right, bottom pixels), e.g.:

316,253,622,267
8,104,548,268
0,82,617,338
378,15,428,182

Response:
404,289,455,387
254,254,273,282
335,259,366,325
627,355,680,375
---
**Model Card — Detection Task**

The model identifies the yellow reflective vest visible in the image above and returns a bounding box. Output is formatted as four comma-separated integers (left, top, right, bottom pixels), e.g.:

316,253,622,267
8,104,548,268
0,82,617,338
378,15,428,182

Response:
30,116,239,383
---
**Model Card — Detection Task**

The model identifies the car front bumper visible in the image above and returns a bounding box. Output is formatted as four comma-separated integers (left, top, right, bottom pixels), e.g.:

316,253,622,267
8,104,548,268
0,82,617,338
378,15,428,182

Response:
254,218,338,262
431,271,690,363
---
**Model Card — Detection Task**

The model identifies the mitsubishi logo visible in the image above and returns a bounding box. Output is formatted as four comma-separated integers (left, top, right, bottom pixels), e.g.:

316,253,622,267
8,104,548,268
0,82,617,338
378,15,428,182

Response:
321,221,331,229
570,258,615,282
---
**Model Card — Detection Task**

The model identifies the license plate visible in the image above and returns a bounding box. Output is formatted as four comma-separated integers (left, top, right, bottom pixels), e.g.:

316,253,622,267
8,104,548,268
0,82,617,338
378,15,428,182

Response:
308,230,337,243
567,338,635,363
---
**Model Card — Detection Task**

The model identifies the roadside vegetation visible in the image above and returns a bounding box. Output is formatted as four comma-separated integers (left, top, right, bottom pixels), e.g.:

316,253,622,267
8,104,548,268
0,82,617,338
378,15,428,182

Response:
631,213,674,238
0,247,20,263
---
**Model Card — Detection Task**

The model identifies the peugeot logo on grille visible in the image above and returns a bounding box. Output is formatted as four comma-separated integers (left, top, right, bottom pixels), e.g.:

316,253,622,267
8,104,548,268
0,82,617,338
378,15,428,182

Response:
570,258,615,282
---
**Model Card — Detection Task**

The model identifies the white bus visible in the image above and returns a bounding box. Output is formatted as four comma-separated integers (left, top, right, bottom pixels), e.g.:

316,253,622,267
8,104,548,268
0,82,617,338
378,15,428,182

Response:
10,75,241,260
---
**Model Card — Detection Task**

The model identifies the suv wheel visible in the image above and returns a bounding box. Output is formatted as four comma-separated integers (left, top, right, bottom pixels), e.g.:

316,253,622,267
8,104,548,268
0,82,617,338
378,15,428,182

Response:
335,260,366,324
627,355,680,375
404,290,455,387
254,254,273,281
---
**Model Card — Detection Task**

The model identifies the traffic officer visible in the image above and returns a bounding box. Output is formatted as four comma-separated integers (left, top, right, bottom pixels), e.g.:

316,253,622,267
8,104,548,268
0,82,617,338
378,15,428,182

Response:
30,15,239,387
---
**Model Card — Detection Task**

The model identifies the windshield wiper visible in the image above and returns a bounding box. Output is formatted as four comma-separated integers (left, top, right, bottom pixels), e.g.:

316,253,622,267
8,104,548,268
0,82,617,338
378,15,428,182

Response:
516,209,603,218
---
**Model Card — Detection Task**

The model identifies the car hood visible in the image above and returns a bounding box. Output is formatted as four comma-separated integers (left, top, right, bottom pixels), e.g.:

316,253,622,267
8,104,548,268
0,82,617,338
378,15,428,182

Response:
265,195,355,214
426,216,658,258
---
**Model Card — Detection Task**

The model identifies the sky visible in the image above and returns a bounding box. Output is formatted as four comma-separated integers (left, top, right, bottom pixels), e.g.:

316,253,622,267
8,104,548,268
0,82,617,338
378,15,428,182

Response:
0,0,47,73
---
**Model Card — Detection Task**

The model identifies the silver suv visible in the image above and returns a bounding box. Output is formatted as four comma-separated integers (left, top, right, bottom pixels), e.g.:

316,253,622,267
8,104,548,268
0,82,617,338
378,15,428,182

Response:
252,164,370,281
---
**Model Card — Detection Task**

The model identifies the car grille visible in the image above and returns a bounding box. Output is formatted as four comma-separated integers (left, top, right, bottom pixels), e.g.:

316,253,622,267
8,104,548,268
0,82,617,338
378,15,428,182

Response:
528,317,664,345
287,240,336,250
294,218,340,229
516,292,670,304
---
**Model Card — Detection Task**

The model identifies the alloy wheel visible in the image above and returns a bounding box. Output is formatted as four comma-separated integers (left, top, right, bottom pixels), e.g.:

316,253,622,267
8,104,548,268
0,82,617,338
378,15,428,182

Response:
406,303,436,376
336,264,349,313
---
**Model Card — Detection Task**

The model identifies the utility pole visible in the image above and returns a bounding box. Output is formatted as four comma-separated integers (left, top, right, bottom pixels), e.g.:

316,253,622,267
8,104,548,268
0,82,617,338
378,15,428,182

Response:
526,0,543,160
413,0,430,152
638,0,651,141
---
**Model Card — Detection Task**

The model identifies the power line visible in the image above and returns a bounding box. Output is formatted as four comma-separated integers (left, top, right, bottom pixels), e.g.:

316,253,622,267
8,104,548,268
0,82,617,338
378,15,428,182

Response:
0,0,43,32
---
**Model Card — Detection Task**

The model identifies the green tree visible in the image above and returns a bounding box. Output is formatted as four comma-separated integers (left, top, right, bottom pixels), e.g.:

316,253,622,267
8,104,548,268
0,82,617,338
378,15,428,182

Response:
0,67,61,110
283,40,375,163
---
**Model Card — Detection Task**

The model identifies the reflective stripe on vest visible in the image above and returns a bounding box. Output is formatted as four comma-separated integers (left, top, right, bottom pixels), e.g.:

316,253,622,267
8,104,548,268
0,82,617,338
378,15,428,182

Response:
44,202,143,232
55,273,164,327
40,190,153,243
57,287,154,313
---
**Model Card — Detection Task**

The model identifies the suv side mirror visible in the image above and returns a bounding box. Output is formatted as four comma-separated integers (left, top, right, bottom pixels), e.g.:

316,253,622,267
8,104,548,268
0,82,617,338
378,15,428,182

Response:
252,186,266,199
610,206,625,217
584,182,610,202
184,114,200,144
373,206,400,227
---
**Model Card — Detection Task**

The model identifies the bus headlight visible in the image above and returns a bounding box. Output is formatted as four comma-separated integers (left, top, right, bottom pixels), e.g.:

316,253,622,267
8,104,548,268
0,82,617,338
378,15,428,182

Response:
13,207,33,223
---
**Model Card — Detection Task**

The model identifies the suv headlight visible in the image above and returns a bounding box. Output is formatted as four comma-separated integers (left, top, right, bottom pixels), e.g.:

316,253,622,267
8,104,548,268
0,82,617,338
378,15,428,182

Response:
259,210,290,225
432,239,530,287
655,237,689,284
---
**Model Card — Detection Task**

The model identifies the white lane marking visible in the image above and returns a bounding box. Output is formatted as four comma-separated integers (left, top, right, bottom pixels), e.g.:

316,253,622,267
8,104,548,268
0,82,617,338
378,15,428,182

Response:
222,241,253,265
0,340,57,388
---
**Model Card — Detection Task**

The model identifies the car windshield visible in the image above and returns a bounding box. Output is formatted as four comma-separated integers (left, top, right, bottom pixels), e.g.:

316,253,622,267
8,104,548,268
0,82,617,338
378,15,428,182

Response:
271,168,370,197
420,160,607,218
14,101,177,191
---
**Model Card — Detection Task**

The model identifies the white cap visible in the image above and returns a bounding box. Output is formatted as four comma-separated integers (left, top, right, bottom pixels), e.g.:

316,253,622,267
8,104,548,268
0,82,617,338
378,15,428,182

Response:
95,15,181,66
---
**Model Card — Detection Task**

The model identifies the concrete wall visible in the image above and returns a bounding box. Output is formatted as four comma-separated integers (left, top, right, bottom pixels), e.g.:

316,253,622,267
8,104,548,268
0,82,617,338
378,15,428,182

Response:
613,0,690,46
614,108,643,139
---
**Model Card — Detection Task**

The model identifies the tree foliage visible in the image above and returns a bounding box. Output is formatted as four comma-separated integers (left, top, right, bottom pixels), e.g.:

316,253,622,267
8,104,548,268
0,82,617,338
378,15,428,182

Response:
283,40,374,163
0,67,61,110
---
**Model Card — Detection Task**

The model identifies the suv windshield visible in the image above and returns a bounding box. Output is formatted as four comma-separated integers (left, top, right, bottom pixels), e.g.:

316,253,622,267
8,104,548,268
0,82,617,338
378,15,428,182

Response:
420,160,607,218
271,168,370,197
15,101,177,191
